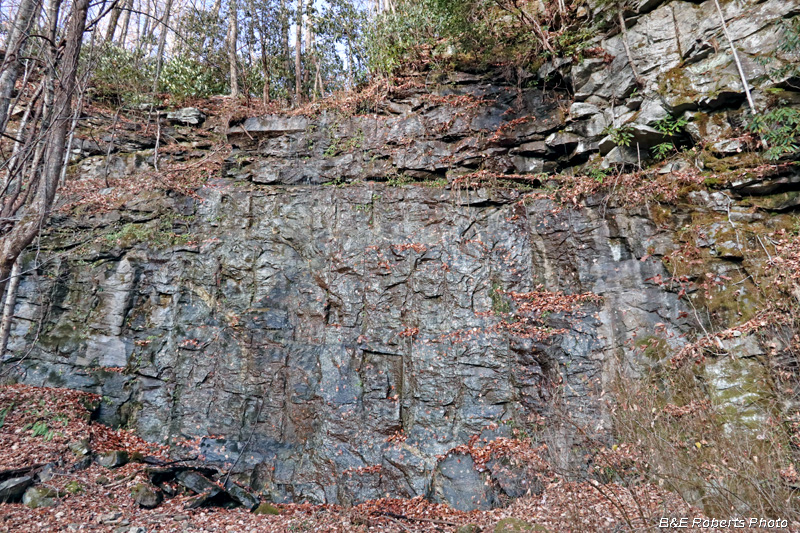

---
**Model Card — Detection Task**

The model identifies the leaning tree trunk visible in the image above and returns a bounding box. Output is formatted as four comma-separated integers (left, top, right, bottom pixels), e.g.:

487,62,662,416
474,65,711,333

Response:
303,0,311,90
152,0,174,92
0,0,91,345
118,0,133,44
105,2,122,43
712,0,756,114
618,7,644,87
0,261,21,357
0,0,41,133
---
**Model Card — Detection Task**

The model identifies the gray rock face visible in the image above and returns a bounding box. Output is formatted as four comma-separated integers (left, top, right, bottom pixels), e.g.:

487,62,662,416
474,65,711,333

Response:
4,180,690,509
569,0,798,151
431,454,495,511
167,107,206,126
225,86,570,184
4,0,794,513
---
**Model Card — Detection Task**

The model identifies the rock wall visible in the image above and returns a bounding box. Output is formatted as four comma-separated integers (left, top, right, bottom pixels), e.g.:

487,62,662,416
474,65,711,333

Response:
2,0,799,512
5,180,691,509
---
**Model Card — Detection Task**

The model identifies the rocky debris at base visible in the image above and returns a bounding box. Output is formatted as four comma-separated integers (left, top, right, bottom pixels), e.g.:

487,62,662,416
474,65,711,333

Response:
0,385,717,531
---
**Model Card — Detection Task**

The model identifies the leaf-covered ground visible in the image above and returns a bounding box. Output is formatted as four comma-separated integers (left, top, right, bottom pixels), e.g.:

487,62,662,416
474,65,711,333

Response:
0,384,721,532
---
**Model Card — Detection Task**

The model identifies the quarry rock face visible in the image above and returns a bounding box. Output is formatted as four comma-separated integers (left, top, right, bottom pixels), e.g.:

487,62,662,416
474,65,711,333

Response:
9,181,690,506
3,0,798,510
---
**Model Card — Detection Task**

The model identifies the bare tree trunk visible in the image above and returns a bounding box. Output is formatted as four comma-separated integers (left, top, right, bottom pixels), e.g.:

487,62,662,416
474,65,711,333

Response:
303,0,311,90
280,0,290,99
119,0,133,44
140,0,150,46
262,58,270,105
43,0,61,44
315,60,323,99
227,0,239,97
0,0,90,304
247,0,269,105
105,2,122,43
0,0,41,133
152,0,174,93
0,261,20,357
294,0,302,104
346,35,353,90
3,80,43,191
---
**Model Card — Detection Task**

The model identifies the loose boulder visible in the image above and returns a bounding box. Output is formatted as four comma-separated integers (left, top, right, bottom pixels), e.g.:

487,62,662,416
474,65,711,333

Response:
22,486,58,509
97,450,129,469
131,483,163,509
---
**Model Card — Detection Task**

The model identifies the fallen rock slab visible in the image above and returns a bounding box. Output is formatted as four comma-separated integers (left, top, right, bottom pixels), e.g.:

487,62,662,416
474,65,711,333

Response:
175,470,221,494
0,476,33,502
145,465,218,485
167,107,206,126
224,481,260,511
184,488,222,509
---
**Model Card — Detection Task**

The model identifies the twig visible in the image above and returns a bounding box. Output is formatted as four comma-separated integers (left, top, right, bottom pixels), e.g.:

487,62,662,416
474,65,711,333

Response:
712,0,756,114
106,471,137,489
376,511,458,526
222,395,264,487
756,234,773,262
671,5,683,60
618,8,644,87
387,517,412,532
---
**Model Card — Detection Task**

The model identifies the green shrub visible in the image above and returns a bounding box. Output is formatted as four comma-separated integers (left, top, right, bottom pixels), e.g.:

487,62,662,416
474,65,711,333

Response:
654,115,688,136
362,0,482,76
89,44,153,105
603,124,634,147
650,116,689,160
159,55,228,100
